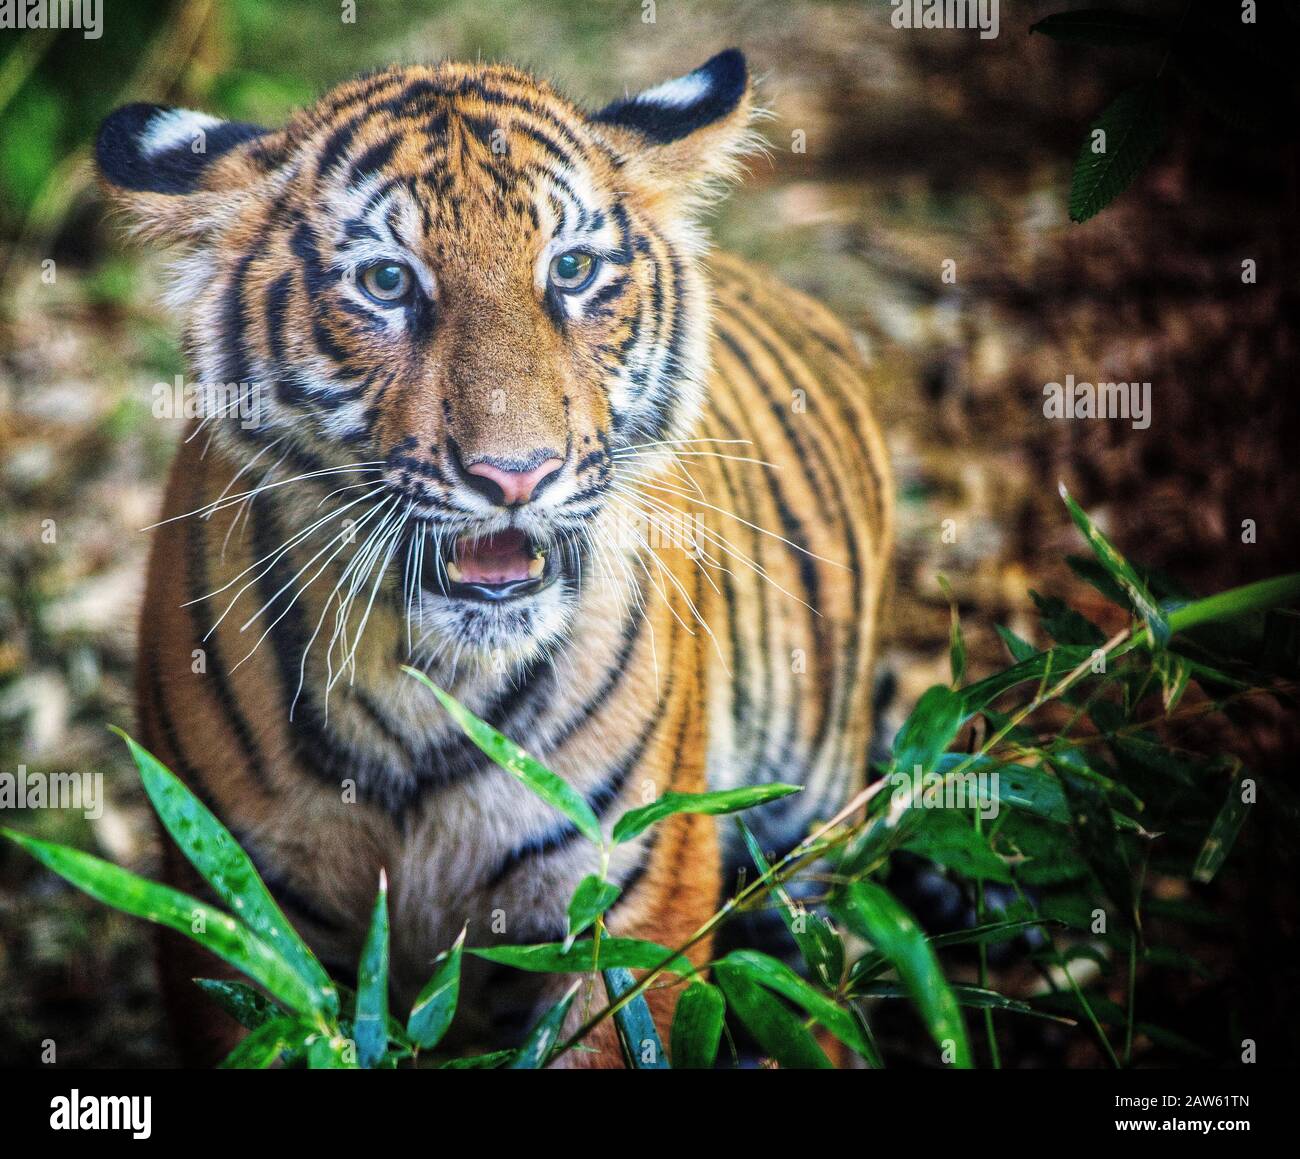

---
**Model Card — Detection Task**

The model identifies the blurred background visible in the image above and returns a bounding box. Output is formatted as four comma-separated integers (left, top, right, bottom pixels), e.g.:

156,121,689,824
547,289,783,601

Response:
1,0,1296,1066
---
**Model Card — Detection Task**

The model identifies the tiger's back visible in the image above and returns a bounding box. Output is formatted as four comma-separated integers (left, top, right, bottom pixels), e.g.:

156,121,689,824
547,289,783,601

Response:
699,253,892,868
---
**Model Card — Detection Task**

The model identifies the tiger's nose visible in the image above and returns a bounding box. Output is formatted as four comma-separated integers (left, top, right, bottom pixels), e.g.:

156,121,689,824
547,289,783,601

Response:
462,454,564,507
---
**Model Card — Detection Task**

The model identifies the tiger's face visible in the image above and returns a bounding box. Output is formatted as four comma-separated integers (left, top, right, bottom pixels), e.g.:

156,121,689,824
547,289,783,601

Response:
98,53,756,663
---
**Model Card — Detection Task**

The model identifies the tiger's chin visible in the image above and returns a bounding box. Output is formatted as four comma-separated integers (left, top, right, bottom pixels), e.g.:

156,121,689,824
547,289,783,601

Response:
405,541,579,669
411,584,576,668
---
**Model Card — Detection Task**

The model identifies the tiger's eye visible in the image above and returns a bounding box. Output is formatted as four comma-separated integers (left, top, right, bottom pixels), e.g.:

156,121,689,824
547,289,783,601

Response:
360,261,413,304
549,250,598,293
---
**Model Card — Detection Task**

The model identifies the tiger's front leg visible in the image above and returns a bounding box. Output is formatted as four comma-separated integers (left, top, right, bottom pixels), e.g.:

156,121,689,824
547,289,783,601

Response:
547,580,717,1068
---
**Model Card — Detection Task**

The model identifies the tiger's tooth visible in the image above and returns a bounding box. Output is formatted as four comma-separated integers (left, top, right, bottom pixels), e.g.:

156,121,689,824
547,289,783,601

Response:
528,555,545,579
445,560,464,583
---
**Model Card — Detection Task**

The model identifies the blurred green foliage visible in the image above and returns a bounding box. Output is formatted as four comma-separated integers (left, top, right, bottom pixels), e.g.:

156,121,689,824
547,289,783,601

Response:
0,0,635,240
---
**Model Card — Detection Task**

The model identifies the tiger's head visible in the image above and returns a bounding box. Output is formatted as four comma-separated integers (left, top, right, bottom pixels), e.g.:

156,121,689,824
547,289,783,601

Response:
97,52,757,665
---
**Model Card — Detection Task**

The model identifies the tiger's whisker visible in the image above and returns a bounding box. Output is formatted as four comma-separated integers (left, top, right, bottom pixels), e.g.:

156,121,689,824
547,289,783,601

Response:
625,476,850,571
185,484,387,624
144,463,387,530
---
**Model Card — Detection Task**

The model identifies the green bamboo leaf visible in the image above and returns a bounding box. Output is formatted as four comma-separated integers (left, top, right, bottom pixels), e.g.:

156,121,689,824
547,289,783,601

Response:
713,961,833,1069
403,668,603,846
1154,649,1191,713
193,979,281,1030
1165,574,1300,637
2,829,327,1020
112,729,337,1015
1066,553,1138,608
438,1050,514,1069
1049,745,1143,813
890,683,966,776
407,926,465,1050
831,880,971,1067
1059,483,1169,644
996,624,1037,663
933,753,1069,824
603,967,668,1069
855,982,1077,1024
901,809,1013,882
565,875,621,946
848,918,1066,990
307,1032,359,1069
670,981,726,1069
938,575,967,687
1052,756,1139,931
839,684,970,877
332,982,410,1049
468,938,692,975
1192,760,1250,884
720,950,881,1067
932,917,1063,949
218,1017,306,1069
738,820,844,987
354,871,389,1069
1068,83,1166,224
1031,9,1164,44
508,982,581,1069
960,646,1095,715
1030,590,1106,647
611,784,801,845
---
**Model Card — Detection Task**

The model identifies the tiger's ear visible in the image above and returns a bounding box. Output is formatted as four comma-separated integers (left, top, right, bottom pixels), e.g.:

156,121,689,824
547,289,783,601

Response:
589,49,758,210
95,103,277,241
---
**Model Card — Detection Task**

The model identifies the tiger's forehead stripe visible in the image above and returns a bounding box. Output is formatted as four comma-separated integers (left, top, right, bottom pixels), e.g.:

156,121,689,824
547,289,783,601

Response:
298,64,616,195
300,92,620,264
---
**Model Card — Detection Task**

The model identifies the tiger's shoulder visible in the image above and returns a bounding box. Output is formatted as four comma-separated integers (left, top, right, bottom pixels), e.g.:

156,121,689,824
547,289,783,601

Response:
704,249,894,550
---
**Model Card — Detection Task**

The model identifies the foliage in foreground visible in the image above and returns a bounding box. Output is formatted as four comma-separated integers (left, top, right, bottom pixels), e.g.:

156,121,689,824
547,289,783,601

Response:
5,486,1298,1067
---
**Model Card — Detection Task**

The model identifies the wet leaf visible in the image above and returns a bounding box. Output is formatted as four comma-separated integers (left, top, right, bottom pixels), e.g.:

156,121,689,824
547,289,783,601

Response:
602,967,668,1069
193,979,281,1030
714,961,833,1069
114,729,337,1015
354,872,389,1068
218,1017,306,1069
612,784,801,845
831,881,971,1067
407,926,466,1050
670,982,726,1069
1068,84,1166,224
404,668,603,846
2,829,327,1021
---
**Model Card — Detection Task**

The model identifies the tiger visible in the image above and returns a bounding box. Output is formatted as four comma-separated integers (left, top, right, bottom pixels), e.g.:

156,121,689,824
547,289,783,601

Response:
95,48,893,1066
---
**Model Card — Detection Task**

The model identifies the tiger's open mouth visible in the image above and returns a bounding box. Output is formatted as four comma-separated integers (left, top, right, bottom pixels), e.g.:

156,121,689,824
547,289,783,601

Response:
416,528,558,603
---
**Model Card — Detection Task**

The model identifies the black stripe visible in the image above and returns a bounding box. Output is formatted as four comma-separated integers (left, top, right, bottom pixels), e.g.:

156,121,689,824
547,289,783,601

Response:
348,133,400,185
483,691,669,891
722,293,867,786
184,473,274,792
146,653,348,935
485,599,671,890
